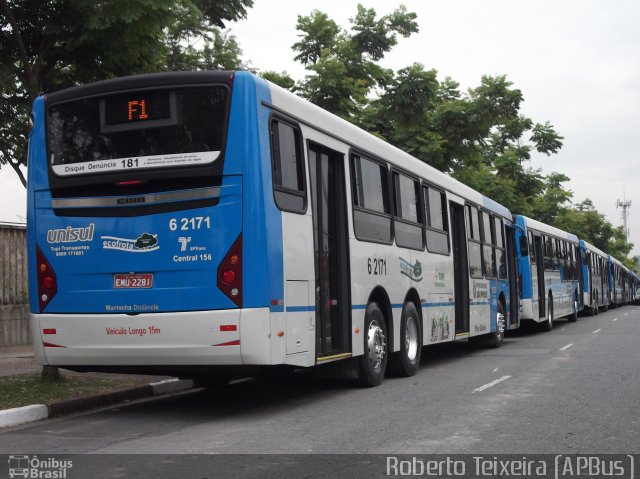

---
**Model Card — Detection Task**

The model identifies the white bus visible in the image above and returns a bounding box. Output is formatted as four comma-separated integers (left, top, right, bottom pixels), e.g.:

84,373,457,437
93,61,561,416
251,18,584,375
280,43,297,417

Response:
579,240,609,315
514,215,581,330
28,71,519,387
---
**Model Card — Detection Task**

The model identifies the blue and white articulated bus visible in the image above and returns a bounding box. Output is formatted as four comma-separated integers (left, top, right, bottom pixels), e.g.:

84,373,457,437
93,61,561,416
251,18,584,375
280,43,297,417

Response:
633,272,640,305
608,255,634,307
513,215,581,330
27,71,520,386
579,240,610,315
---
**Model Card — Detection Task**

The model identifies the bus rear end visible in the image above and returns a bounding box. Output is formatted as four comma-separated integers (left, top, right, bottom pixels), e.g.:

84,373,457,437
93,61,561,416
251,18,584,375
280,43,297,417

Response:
27,72,275,376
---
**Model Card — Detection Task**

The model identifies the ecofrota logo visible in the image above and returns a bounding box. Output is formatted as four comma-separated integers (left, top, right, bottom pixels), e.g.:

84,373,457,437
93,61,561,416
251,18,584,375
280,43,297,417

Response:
400,257,423,282
8,455,73,478
101,233,159,253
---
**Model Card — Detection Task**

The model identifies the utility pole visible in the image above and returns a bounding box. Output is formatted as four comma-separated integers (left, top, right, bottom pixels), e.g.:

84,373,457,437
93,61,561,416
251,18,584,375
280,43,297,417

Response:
616,197,632,241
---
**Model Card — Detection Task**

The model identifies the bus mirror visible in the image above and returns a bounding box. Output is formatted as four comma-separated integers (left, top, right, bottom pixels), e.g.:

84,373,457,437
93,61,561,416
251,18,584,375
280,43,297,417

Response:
519,236,528,256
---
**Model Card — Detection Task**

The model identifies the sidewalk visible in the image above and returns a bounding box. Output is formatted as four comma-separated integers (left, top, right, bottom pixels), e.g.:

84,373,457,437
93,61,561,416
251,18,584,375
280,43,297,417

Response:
0,345,169,381
0,346,40,377
0,345,193,428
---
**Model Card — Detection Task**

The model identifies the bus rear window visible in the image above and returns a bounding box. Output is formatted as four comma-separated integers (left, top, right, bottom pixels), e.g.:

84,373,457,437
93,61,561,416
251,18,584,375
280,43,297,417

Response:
47,86,229,177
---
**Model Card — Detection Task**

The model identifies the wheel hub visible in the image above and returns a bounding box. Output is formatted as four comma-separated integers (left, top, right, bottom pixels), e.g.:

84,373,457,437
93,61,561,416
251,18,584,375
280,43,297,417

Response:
367,320,386,370
497,312,505,338
405,317,419,361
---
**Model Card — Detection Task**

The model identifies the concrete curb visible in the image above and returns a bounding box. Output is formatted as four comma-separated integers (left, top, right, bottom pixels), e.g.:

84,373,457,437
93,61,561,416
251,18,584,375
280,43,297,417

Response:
0,378,193,428
0,404,48,428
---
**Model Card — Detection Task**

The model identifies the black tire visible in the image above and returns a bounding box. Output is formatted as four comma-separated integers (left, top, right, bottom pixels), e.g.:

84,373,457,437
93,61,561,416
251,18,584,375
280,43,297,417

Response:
389,302,422,377
489,301,506,348
358,302,388,387
540,296,553,332
568,294,578,322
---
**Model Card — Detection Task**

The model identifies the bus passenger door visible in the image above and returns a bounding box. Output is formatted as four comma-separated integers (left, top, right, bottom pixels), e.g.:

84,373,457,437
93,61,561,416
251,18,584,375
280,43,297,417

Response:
505,224,519,327
308,143,351,358
449,203,470,335
534,236,546,319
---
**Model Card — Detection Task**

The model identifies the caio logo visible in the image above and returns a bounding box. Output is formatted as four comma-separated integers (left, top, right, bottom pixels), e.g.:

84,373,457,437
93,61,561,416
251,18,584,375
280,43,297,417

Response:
117,197,146,205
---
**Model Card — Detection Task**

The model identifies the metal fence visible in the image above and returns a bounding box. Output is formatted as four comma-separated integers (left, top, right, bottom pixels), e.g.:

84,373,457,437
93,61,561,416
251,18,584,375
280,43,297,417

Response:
0,223,30,347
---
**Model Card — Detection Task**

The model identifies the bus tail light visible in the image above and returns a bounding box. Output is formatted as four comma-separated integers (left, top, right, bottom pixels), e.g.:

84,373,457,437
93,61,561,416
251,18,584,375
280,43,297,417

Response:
36,246,57,311
218,234,242,307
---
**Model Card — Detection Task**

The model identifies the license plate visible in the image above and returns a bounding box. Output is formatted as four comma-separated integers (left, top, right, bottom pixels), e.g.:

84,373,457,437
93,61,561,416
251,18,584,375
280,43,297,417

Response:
114,273,153,289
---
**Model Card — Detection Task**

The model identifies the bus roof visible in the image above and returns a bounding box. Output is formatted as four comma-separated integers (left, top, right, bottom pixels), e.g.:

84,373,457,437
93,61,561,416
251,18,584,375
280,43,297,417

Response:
514,215,579,243
609,255,626,268
580,239,608,258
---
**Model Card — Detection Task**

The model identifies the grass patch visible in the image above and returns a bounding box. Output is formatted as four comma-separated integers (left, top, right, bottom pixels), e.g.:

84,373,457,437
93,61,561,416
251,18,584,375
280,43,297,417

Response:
0,374,149,410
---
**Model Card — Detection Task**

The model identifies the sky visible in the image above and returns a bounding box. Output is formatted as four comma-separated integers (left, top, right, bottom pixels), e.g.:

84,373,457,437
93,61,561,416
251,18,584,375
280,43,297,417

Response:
226,0,640,254
2,0,639,253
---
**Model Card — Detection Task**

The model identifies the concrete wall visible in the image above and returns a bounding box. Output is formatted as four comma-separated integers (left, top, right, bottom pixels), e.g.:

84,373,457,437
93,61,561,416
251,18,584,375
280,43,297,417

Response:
0,225,30,347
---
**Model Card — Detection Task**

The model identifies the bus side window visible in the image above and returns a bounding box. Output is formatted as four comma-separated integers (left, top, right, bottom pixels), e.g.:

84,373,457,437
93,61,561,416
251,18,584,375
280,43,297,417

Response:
270,119,306,213
544,235,554,270
480,211,496,278
393,171,423,250
494,217,507,279
424,186,449,255
350,154,393,244
466,205,483,279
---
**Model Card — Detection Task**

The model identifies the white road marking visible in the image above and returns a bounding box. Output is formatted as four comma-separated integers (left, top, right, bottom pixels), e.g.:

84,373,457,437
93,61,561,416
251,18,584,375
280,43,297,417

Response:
624,313,628,317
592,328,602,334
473,375,511,393
613,318,619,322
492,367,499,373
559,343,573,351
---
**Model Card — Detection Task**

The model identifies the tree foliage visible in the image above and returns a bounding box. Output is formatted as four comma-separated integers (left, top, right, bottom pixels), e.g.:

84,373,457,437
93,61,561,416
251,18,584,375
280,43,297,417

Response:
0,0,253,186
292,5,418,119
280,4,635,267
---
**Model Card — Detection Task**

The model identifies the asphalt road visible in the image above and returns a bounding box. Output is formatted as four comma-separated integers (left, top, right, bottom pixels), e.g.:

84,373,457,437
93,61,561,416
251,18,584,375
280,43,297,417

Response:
1,305,639,476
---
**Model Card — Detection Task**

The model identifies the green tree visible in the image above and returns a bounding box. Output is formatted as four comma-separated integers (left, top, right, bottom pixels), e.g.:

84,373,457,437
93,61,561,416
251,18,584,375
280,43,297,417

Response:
554,199,636,268
357,65,565,216
0,0,253,186
260,71,296,90
293,4,418,119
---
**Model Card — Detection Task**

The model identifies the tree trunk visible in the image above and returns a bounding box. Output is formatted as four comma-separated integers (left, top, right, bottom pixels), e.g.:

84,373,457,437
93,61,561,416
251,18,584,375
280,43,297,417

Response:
7,158,27,187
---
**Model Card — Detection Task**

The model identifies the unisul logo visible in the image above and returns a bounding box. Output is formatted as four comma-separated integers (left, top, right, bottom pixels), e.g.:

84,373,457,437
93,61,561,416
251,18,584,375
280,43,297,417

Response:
8,455,73,478
47,224,95,244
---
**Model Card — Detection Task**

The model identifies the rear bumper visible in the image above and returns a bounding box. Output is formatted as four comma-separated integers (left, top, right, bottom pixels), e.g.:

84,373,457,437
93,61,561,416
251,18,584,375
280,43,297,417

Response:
31,308,273,367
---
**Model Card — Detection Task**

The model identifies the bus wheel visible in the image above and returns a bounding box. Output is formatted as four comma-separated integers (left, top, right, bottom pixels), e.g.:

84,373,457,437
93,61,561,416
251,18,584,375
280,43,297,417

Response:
568,296,578,322
489,302,506,348
389,302,422,377
541,297,553,332
358,302,388,387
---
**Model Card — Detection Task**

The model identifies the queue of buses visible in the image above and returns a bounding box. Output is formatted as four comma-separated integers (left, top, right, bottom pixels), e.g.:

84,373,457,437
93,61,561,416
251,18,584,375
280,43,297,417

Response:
26,71,640,387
